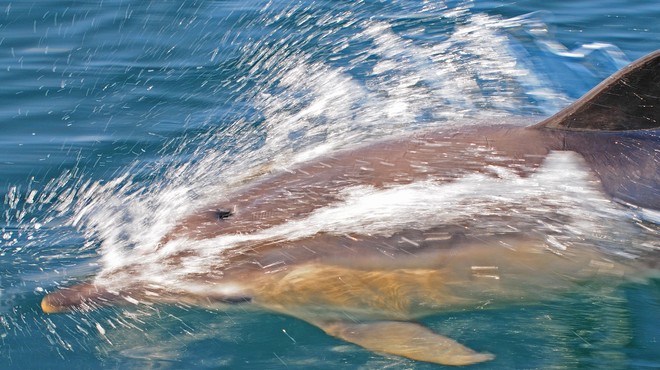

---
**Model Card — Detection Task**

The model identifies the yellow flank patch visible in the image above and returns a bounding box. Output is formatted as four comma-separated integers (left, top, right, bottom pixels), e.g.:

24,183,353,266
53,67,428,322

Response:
254,264,452,319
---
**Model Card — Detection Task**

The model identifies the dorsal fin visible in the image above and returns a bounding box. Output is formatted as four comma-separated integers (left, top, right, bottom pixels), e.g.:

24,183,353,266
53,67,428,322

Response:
535,50,660,131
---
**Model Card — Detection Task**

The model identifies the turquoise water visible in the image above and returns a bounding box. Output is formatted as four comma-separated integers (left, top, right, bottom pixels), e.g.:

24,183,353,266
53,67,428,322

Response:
1,0,659,369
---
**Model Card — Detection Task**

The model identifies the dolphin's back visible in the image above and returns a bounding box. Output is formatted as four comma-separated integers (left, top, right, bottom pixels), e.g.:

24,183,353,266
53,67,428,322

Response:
563,129,660,210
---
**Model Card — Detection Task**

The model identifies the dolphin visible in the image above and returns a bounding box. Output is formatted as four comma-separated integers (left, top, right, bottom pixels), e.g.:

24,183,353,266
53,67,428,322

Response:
41,50,659,366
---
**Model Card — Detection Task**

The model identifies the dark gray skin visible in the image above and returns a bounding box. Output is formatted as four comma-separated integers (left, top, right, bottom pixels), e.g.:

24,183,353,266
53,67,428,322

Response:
42,50,660,366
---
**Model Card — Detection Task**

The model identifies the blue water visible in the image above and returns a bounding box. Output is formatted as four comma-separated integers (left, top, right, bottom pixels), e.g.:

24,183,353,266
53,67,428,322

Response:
1,0,658,369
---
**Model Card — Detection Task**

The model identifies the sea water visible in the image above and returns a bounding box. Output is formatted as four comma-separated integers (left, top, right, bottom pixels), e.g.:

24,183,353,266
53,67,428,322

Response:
1,1,658,369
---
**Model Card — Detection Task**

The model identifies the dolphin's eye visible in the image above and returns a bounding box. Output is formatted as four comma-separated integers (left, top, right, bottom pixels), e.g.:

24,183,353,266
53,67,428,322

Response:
216,209,233,220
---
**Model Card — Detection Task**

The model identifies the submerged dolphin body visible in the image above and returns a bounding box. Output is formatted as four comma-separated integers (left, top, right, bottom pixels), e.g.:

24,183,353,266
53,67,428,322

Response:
42,51,659,365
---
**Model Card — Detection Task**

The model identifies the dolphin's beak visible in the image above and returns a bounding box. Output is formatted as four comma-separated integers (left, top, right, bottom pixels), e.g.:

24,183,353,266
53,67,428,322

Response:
41,283,113,314
41,294,66,313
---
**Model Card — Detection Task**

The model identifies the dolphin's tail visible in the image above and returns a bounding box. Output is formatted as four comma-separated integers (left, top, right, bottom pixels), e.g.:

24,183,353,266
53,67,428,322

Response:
534,49,659,131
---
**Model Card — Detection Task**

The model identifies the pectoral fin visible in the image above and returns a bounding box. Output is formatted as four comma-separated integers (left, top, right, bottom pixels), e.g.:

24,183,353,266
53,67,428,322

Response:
315,320,494,366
